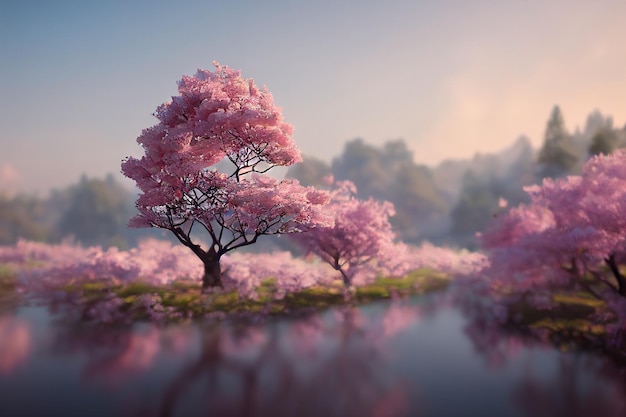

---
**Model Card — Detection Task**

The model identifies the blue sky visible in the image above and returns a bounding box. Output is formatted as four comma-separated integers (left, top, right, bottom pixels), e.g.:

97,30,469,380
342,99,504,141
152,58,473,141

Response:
1,0,625,194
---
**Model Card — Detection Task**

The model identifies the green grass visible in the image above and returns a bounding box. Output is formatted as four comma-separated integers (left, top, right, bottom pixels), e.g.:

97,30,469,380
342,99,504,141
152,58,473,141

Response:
500,289,619,351
56,268,450,322
0,264,16,290
531,318,606,337
505,289,604,327
358,268,450,301
0,264,19,311
552,292,605,308
114,281,163,298
0,259,448,312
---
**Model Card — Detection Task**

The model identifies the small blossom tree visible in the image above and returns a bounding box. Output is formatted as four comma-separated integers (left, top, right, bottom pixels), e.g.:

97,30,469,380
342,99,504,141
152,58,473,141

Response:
291,179,397,289
122,63,331,289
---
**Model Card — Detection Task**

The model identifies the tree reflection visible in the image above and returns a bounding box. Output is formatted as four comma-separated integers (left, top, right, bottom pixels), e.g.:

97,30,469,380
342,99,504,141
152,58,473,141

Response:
0,315,31,375
462,311,626,417
47,302,421,417
8,297,626,417
513,354,626,417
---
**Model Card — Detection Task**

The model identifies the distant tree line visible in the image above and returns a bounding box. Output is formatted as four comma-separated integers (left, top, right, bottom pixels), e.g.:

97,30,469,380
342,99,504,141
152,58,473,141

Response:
287,107,626,248
0,174,164,248
289,139,448,244
2,106,624,250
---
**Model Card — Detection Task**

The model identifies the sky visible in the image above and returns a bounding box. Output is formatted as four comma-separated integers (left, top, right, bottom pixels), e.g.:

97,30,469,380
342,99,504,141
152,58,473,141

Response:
1,0,625,195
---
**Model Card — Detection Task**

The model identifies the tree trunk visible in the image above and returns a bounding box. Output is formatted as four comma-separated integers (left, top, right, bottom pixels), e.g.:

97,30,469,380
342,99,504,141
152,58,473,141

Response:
331,256,351,289
605,254,626,296
338,269,351,289
201,253,222,290
170,227,223,290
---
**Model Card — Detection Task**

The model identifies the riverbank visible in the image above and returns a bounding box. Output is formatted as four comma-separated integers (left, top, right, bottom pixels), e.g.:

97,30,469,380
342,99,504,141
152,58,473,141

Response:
0,266,451,322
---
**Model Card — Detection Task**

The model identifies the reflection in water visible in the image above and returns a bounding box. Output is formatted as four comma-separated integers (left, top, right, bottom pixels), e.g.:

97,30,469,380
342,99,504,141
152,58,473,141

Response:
513,355,626,417
151,311,410,417
0,316,31,375
463,316,626,417
1,298,625,417
82,325,162,380
44,303,417,417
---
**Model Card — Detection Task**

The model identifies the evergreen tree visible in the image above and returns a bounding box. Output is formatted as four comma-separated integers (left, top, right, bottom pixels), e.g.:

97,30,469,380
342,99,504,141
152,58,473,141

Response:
450,171,500,244
589,128,619,156
537,105,580,178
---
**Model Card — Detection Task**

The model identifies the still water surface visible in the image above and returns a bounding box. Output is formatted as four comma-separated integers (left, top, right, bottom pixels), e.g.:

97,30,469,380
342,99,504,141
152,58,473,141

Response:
1,296,624,417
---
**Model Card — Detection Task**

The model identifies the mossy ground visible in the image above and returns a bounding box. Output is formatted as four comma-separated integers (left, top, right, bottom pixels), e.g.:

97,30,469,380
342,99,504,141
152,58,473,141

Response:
1,261,621,354
503,289,620,353
0,265,18,310
59,268,450,321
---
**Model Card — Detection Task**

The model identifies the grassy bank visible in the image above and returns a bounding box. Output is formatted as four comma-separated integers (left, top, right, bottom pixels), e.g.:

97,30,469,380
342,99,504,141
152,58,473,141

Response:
0,265,18,310
503,290,621,354
58,268,450,321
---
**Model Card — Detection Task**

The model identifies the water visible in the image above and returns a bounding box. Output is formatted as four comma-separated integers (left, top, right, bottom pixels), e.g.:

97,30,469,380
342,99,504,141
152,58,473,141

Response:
1,296,624,417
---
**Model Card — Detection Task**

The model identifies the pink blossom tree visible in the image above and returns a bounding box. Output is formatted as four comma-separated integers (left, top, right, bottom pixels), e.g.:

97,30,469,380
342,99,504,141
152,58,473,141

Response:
478,149,626,343
121,63,331,289
290,180,397,289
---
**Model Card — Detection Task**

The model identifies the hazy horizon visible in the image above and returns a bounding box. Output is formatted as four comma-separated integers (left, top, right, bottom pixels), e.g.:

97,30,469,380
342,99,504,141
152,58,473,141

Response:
1,0,625,195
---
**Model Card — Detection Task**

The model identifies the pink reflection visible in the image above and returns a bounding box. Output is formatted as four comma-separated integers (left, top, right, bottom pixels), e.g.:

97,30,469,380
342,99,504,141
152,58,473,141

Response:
464,318,526,369
379,303,420,338
136,306,417,417
287,314,326,359
84,325,161,379
513,355,626,417
461,302,626,417
46,302,426,417
219,325,267,357
372,384,410,417
0,316,31,374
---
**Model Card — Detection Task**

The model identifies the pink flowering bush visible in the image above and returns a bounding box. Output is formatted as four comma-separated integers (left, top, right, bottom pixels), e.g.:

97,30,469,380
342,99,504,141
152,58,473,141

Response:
4,239,336,298
222,251,336,299
386,242,488,278
1,239,343,322
14,239,202,291
0,239,92,267
0,233,484,324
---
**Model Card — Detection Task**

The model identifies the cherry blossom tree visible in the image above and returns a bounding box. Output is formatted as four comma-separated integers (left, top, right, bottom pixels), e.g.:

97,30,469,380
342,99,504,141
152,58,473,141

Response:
290,179,397,289
477,149,626,344
121,63,331,289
